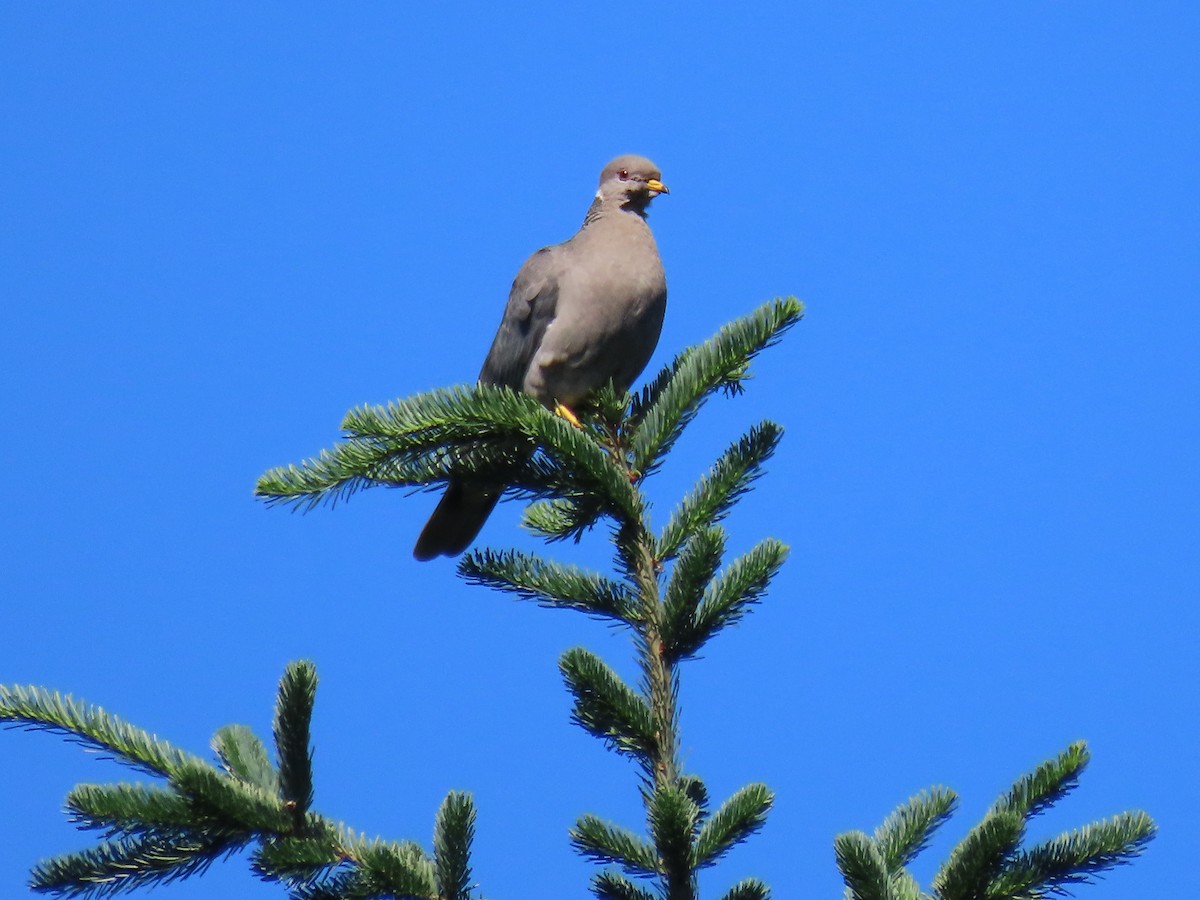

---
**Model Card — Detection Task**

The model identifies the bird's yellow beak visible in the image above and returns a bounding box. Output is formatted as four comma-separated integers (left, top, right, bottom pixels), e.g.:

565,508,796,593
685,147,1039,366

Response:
646,179,669,196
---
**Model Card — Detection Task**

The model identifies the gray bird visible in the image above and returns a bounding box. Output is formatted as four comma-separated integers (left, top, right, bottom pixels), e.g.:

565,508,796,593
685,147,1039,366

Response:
414,154,669,560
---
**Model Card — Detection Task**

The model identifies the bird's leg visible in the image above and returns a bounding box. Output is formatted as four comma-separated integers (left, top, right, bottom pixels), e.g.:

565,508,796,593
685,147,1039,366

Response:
554,402,583,429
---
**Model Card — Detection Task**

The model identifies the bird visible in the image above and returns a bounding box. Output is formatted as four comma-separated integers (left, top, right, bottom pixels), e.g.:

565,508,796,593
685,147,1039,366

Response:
413,154,670,561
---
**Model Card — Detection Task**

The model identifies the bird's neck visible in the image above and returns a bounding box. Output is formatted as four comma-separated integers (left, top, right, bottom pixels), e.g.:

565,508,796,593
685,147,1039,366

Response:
582,195,648,227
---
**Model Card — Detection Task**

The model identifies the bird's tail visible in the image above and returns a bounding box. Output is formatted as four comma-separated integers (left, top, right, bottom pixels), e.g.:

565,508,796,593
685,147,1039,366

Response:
413,480,501,561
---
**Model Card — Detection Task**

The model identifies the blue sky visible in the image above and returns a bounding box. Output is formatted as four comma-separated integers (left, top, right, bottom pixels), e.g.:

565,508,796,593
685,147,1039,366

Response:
2,3,1196,898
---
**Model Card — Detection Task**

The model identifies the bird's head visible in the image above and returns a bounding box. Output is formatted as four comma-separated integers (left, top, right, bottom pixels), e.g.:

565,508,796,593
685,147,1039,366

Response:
596,154,669,214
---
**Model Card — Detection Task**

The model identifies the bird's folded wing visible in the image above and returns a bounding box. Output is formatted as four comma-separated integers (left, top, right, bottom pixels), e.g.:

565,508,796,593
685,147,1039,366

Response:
479,246,560,390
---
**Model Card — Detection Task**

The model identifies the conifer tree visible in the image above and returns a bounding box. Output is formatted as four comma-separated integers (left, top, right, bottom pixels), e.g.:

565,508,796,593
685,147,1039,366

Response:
1,298,1155,898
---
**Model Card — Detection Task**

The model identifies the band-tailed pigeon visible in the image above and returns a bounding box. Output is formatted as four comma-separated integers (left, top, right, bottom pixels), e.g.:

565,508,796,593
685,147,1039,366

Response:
413,154,669,560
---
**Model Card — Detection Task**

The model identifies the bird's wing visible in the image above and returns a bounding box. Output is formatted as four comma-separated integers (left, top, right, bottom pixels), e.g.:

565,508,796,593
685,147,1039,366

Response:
478,246,559,389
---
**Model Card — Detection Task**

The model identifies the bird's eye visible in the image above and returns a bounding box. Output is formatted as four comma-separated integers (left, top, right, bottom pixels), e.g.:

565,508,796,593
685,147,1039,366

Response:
618,169,629,180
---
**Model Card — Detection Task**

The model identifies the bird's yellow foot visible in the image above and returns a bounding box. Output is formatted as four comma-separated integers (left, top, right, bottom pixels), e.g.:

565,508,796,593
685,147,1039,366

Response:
554,403,583,428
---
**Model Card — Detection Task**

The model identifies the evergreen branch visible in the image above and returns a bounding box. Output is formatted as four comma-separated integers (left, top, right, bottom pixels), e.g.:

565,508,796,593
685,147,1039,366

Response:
656,422,783,563
649,783,700,898
627,567,685,798
873,787,958,872
251,821,345,883
629,351,687,430
834,831,890,900
344,834,438,898
662,528,726,662
693,783,773,868
212,724,279,794
254,437,512,512
433,791,476,900
11,662,463,899
992,741,1088,821
681,539,788,661
450,391,641,522
286,868,372,900
260,384,518,508
65,783,202,838
257,384,641,523
560,648,658,769
460,549,638,623
340,383,538,440
719,877,771,900
887,870,923,900
989,812,1156,899
932,808,1024,900
678,775,711,821
630,298,803,477
592,870,658,900
571,816,660,876
29,831,246,899
523,496,605,542
274,661,317,818
0,684,193,778
589,382,635,433
170,759,294,833
281,855,432,900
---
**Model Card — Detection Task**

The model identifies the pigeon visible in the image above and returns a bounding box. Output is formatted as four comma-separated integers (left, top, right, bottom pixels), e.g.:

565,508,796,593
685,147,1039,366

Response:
413,154,669,560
